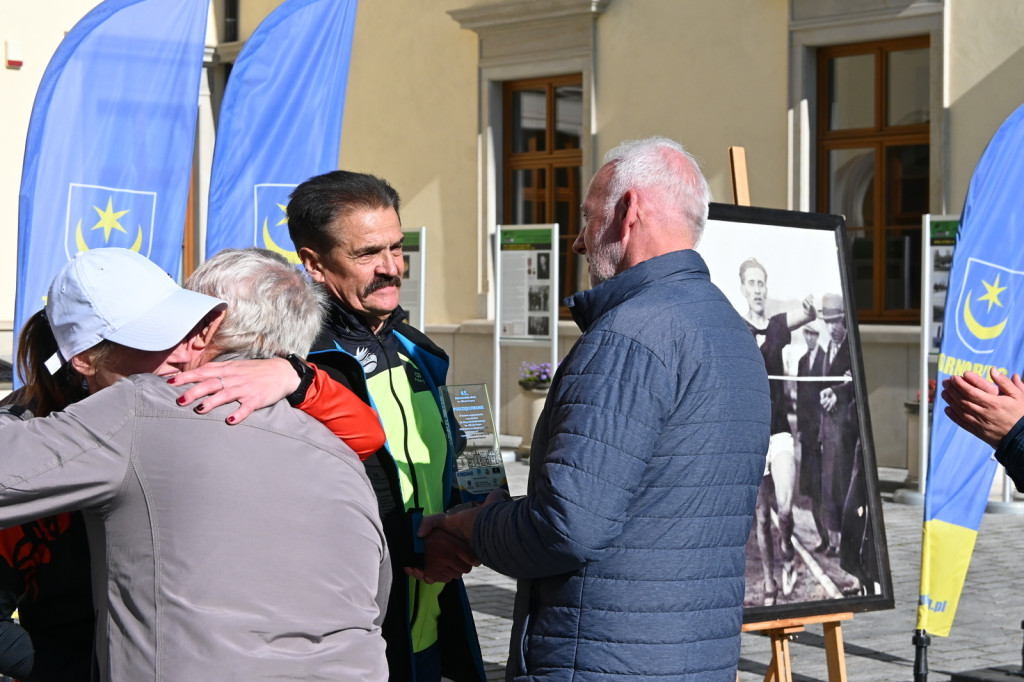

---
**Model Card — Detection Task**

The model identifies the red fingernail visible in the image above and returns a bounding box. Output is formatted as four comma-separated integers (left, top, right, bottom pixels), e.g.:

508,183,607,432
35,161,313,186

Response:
166,376,176,384
227,416,236,424
176,396,186,405
195,404,205,413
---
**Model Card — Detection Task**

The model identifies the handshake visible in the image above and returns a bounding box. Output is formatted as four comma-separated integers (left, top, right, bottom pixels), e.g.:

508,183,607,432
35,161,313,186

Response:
405,489,512,584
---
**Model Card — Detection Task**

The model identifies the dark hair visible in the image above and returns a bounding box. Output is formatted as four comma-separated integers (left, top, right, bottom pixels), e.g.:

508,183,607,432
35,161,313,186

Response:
287,171,401,255
738,257,767,283
15,310,90,416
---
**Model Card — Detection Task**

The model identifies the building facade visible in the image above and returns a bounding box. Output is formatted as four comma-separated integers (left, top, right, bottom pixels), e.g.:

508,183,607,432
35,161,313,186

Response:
3,0,1024,468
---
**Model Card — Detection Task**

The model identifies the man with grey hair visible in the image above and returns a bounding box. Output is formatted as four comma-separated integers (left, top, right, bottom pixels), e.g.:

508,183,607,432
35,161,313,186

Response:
0,247,389,681
186,247,327,359
418,137,771,680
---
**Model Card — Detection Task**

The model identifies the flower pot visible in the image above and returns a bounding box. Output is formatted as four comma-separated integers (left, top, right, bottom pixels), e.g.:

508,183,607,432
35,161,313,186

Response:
518,387,549,458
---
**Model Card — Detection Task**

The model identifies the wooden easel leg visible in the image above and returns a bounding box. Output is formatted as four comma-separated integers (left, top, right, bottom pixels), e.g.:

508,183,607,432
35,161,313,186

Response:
823,621,848,682
743,613,850,682
764,631,791,682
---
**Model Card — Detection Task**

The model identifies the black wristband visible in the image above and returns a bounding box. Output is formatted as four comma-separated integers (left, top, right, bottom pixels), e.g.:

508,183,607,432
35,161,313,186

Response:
284,354,315,406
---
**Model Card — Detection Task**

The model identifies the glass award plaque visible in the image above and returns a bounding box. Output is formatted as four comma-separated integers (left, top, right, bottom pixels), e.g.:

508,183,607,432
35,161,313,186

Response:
439,383,508,503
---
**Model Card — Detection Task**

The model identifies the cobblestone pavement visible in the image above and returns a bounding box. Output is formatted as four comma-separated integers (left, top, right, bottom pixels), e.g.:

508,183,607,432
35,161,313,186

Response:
464,459,1024,681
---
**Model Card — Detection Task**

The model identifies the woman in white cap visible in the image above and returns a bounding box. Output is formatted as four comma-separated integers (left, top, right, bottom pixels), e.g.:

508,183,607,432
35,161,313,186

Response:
0,247,384,681
0,247,226,682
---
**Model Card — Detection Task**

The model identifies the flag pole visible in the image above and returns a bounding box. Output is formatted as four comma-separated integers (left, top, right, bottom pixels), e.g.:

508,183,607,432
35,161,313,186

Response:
913,629,931,682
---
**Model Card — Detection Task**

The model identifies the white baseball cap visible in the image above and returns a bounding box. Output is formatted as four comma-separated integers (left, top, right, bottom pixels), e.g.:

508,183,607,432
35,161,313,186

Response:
45,248,226,364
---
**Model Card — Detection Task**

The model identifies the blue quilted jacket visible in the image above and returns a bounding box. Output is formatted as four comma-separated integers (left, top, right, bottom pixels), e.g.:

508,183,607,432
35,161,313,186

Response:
475,249,770,681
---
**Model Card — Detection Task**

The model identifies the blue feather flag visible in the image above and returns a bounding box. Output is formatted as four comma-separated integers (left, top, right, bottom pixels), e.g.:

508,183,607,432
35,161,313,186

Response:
15,0,208,380
205,0,358,263
918,102,1024,636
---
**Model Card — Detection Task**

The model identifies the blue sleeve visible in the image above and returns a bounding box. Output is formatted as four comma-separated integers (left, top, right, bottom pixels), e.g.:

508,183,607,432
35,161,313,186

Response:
0,559,33,679
0,619,33,679
473,331,667,579
995,415,1024,491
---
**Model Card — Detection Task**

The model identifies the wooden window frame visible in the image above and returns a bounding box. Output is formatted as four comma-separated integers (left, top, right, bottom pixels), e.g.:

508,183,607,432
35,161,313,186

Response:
503,74,584,315
816,35,930,323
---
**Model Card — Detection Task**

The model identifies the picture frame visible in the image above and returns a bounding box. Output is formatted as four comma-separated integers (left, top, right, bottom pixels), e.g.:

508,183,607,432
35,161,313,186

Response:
701,202,895,622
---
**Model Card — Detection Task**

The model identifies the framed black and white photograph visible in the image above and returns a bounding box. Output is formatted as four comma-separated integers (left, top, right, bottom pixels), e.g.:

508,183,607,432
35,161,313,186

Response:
527,315,549,337
536,252,550,281
528,285,550,312
701,203,894,623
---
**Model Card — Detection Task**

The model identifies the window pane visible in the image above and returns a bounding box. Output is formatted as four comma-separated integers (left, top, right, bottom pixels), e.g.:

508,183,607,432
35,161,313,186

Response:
849,228,875,310
511,168,547,223
554,85,582,150
512,89,546,153
884,228,922,310
886,144,929,225
504,75,584,303
829,147,875,227
554,166,581,303
829,53,875,130
888,48,929,126
554,166,580,229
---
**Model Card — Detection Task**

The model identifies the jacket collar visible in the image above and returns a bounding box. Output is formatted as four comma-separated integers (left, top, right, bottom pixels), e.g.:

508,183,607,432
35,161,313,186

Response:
324,296,407,337
566,249,709,331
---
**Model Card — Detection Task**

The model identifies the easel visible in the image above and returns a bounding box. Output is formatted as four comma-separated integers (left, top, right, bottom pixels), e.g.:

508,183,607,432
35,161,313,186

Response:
729,146,751,206
741,612,852,682
728,146,852,682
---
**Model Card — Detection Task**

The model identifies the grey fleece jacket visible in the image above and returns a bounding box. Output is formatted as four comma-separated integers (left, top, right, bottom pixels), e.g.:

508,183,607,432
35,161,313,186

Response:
0,373,390,681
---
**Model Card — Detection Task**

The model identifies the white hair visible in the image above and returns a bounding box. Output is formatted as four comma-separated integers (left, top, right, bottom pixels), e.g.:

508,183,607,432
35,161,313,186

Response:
186,248,326,358
602,136,712,245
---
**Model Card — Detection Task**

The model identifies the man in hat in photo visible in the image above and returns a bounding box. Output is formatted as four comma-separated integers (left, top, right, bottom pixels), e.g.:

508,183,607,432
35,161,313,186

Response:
818,292,856,557
796,319,829,553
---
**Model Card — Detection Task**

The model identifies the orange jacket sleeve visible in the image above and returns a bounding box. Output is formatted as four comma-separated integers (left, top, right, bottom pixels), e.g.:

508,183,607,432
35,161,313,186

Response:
295,364,386,459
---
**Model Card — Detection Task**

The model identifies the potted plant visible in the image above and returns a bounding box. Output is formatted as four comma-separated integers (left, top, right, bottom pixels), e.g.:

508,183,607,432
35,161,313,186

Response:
518,362,553,391
518,362,553,457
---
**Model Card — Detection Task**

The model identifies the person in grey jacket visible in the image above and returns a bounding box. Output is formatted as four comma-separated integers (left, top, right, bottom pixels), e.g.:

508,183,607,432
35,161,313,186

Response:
418,137,771,680
0,247,390,681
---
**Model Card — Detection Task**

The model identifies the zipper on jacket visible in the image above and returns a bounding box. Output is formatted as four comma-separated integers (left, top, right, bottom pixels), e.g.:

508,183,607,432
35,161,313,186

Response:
378,331,425,630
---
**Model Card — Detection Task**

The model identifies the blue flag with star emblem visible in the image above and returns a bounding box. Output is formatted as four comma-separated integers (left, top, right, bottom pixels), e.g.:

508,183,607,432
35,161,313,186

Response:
15,0,208,380
205,0,358,263
918,102,1024,636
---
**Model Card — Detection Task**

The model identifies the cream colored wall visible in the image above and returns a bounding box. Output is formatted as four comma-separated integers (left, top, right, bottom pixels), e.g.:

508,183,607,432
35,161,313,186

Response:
595,0,790,209
0,2,96,360
337,1,480,327
238,0,280,40
439,0,791,436
230,1,481,327
946,0,1024,212
7,0,1024,451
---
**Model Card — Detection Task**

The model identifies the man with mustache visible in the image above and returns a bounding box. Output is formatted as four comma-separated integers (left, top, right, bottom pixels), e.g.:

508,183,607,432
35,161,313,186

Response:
285,171,486,682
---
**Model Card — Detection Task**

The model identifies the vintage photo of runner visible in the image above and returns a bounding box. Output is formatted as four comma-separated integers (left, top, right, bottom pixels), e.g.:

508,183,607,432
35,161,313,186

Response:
700,203,894,622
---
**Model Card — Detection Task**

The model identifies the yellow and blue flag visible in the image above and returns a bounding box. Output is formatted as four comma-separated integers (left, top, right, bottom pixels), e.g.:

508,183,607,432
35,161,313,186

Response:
15,0,208,374
205,0,358,264
918,102,1024,636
